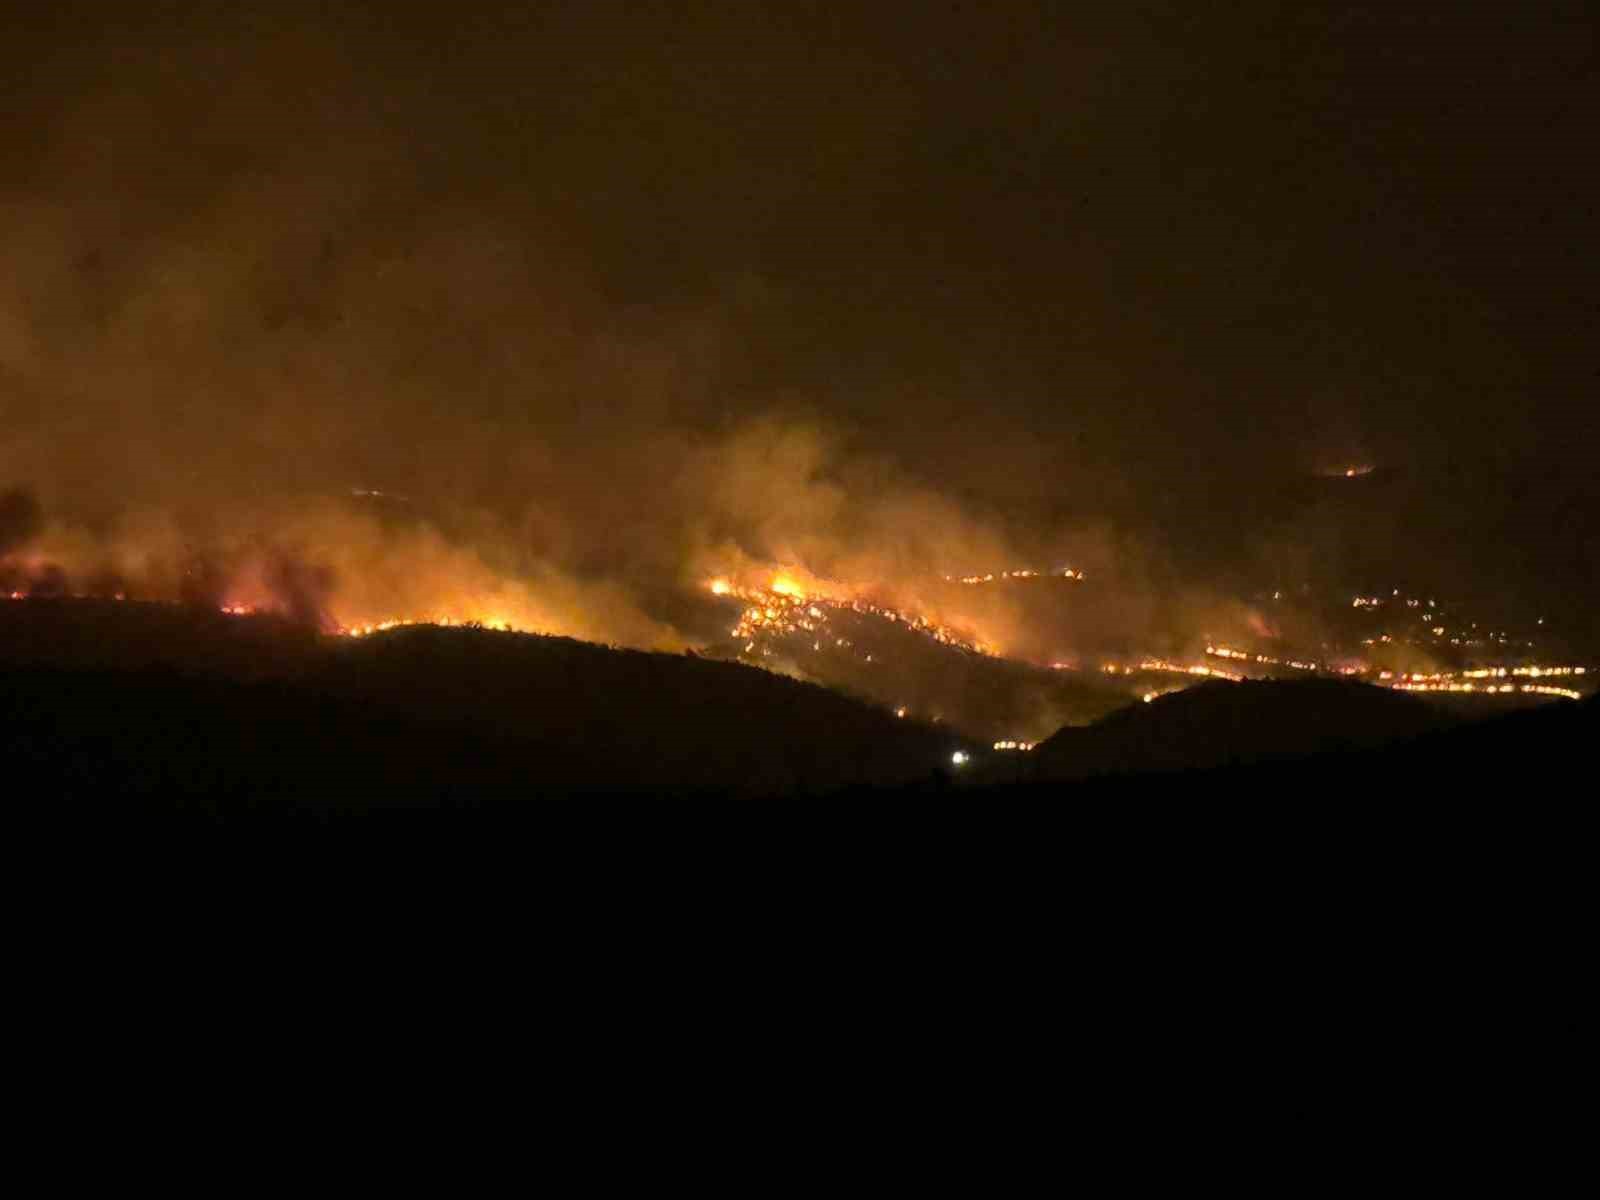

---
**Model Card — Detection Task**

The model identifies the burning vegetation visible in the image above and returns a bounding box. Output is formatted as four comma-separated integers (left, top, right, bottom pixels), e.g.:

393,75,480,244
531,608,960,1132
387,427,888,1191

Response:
4,468,1591,749
713,574,993,660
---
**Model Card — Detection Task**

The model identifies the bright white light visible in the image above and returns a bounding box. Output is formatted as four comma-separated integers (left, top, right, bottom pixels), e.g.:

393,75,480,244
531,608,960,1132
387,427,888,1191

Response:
950,751,969,766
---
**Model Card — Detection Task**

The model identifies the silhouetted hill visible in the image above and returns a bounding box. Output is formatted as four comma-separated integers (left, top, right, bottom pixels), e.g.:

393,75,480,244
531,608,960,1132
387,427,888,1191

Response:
1,601,971,810
317,623,968,795
0,597,322,677
953,689,1595,799
5,599,1586,818
1028,678,1458,780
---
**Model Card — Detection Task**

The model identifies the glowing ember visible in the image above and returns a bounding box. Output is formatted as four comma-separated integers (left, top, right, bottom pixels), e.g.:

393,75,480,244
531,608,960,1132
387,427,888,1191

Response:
945,567,1084,585
1137,658,1245,683
339,616,521,636
1391,681,1582,701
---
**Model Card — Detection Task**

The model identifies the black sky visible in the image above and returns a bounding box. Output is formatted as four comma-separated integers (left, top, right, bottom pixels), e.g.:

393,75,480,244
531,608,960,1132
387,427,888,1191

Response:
1,2,1595,632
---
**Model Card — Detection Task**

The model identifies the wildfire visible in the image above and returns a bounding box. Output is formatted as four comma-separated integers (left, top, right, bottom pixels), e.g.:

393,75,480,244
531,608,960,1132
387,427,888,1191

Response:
945,567,1084,585
709,573,993,663
1206,644,1281,666
1202,639,1590,702
1136,658,1246,683
341,616,522,637
1391,681,1582,701
9,553,1591,718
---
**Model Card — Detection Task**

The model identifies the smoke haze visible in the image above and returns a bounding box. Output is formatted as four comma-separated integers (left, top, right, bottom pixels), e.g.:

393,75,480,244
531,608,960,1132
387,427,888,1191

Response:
3,3,1595,651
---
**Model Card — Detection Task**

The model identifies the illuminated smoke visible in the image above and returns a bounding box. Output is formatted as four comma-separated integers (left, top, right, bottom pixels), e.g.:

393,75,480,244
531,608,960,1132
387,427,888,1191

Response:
1,17,1586,678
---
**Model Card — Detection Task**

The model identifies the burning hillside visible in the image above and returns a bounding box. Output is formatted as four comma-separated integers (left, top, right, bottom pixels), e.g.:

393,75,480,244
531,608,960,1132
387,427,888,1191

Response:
4,479,1592,751
1,0,1596,807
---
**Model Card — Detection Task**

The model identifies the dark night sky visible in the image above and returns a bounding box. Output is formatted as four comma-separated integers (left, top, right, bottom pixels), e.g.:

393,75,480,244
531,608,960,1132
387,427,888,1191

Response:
1,2,1595,636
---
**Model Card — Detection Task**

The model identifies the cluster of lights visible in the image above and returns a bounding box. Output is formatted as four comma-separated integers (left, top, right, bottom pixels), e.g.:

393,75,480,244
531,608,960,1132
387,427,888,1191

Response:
1380,665,1586,684
991,740,1036,752
1137,658,1245,683
944,567,1084,585
1206,638,1587,703
1520,684,1583,700
1206,645,1282,666
1391,681,1582,701
1098,660,1243,682
1347,589,1540,651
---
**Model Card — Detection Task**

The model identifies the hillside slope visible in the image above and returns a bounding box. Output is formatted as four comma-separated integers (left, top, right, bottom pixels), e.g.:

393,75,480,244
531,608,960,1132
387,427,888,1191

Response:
1028,678,1458,781
1,603,969,807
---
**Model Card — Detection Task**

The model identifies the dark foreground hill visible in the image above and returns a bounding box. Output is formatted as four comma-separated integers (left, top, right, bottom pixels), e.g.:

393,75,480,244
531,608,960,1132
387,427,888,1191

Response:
5,599,1587,818
0,596,323,677
1025,678,1459,782
1,602,970,810
950,689,1595,801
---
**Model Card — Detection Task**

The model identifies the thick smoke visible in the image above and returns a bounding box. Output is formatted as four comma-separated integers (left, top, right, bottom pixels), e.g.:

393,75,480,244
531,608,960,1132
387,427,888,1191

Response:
0,16,1135,656
5,6,1590,660
0,489,41,558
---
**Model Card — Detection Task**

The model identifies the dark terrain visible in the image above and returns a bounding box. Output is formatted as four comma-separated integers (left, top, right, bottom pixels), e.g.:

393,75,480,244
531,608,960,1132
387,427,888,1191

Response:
3,598,1590,820
5,595,1586,1151
1025,679,1459,781
2,598,970,809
